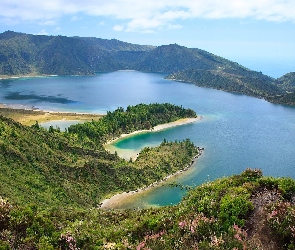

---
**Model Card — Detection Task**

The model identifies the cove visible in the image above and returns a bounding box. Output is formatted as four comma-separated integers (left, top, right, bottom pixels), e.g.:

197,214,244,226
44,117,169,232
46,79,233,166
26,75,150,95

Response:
1,71,295,208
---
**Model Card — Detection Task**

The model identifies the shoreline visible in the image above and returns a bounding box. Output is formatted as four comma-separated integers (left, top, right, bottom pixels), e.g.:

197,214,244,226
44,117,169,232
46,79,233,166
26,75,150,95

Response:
0,74,60,80
105,116,202,146
0,102,203,209
99,147,204,209
104,116,202,161
0,104,103,126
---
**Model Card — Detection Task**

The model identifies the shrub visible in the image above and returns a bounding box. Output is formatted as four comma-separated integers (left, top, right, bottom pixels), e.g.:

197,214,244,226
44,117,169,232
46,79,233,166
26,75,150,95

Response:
278,178,295,199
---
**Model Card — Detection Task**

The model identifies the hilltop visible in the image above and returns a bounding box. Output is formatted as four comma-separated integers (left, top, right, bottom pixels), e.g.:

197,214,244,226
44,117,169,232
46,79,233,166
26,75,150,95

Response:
0,31,256,76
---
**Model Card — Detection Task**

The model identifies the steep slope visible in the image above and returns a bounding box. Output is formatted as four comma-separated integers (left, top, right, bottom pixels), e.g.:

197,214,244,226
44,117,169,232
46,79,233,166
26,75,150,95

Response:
275,72,295,91
135,44,228,73
0,103,198,208
1,31,294,105
135,44,265,74
35,35,120,74
0,31,154,75
167,67,280,99
0,31,38,75
1,168,295,249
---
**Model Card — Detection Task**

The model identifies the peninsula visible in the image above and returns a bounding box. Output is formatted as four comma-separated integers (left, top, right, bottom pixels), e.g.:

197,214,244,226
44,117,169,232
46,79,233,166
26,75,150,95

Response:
0,102,294,249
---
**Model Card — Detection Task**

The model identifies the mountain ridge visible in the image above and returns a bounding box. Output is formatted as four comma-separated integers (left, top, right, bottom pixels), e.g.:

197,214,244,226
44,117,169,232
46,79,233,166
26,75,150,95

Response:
0,30,294,105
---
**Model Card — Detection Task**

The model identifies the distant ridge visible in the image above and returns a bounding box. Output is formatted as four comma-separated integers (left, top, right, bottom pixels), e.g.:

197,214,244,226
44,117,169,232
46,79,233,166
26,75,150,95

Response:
0,31,294,105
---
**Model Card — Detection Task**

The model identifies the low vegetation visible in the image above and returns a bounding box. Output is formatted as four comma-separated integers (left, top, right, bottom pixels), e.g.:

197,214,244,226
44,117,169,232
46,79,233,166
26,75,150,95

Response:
1,169,295,249
67,103,196,145
0,103,197,208
1,103,295,249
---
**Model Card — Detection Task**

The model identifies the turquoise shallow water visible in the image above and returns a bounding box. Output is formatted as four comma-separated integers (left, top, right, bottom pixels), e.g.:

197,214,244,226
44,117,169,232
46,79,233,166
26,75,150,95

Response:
1,71,295,207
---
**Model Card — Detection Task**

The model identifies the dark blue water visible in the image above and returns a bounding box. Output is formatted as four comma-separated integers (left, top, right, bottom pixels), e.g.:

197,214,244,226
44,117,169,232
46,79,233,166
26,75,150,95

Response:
1,71,295,207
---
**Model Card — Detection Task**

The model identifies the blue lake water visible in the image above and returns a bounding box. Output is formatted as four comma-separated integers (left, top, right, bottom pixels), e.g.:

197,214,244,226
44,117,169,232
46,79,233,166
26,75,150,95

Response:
1,70,295,208
40,120,84,131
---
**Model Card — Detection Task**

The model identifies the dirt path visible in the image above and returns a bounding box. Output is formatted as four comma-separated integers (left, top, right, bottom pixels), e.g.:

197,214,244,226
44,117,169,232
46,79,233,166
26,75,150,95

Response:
246,188,283,249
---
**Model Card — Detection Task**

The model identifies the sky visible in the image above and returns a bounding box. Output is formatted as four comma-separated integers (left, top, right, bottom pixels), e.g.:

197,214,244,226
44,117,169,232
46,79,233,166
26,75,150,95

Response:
0,0,295,77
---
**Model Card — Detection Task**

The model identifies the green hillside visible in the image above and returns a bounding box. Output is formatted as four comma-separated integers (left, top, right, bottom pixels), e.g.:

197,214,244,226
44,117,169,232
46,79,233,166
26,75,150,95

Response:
166,68,295,105
166,68,281,99
0,31,153,75
1,168,295,249
275,72,295,91
0,103,295,249
0,103,198,208
135,44,252,73
1,31,295,105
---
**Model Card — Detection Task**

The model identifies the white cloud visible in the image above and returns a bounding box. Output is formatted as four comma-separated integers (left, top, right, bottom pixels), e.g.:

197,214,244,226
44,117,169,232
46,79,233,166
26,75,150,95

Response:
39,20,57,26
113,25,124,31
1,0,295,32
70,16,82,22
36,29,48,35
167,24,182,30
54,27,61,32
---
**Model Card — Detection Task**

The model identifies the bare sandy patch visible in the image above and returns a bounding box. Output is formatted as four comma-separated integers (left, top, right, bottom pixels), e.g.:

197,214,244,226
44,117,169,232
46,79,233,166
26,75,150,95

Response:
0,105,103,126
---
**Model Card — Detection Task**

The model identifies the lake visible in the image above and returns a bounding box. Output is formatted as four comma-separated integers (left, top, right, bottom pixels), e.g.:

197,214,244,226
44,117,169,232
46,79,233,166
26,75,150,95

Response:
1,70,295,208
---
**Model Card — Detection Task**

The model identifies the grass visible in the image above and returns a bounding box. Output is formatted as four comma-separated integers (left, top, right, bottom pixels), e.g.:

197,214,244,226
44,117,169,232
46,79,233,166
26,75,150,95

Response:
0,107,103,126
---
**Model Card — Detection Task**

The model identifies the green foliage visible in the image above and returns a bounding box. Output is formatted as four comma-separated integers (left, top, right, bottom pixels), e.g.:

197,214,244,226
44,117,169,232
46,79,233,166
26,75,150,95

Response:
264,176,295,249
166,67,284,102
275,72,295,91
268,201,295,249
218,191,253,229
0,104,197,209
1,99,295,249
259,176,295,200
278,178,295,199
0,31,153,75
68,103,196,144
0,170,295,249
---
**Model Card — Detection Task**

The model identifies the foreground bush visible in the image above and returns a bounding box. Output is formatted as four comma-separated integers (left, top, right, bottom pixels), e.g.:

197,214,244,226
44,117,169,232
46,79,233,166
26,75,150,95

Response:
1,169,295,249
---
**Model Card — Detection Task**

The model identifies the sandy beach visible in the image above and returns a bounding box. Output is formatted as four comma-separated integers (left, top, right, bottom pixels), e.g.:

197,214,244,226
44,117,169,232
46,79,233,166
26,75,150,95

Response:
101,116,203,209
105,116,202,145
0,102,203,209
104,116,202,161
100,147,204,209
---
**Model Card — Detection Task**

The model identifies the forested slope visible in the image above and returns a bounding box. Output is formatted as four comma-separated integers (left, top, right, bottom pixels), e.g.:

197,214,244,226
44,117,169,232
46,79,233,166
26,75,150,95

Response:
1,30,295,105
0,103,198,208
0,31,153,75
166,68,281,100
1,103,295,249
275,72,295,91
